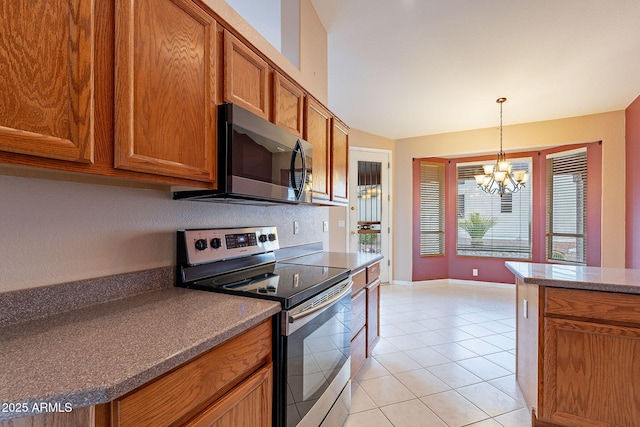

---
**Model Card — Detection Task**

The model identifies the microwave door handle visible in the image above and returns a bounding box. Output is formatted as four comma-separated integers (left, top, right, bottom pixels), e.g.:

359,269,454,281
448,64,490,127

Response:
290,141,305,200
299,142,307,198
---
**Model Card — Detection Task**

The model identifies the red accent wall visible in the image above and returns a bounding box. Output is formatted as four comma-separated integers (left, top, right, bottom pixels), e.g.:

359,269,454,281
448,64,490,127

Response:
626,95,640,268
412,143,602,284
412,159,448,279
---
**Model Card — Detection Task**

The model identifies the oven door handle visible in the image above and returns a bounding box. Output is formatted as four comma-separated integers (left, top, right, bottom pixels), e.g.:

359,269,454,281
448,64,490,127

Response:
286,280,352,335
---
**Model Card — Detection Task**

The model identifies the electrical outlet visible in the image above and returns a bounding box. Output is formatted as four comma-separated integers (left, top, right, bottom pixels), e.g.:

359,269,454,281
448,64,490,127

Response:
294,221,299,235
523,299,529,319
323,221,329,232
472,268,478,276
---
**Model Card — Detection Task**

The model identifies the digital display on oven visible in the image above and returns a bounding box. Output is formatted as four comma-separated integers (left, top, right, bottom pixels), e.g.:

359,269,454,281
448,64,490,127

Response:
225,232,257,249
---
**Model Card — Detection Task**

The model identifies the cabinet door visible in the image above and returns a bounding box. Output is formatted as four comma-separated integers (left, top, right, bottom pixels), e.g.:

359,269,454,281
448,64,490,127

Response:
273,72,304,137
223,31,270,120
542,317,640,426
350,326,366,380
366,279,380,356
0,0,94,163
185,364,272,427
305,98,331,202
331,119,349,203
114,0,216,182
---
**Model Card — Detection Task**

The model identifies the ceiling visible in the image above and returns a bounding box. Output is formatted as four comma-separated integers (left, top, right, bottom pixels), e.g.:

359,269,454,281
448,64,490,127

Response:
310,0,640,140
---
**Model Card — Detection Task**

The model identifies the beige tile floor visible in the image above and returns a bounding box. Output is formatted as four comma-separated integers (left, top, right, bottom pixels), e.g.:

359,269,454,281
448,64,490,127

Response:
344,281,531,427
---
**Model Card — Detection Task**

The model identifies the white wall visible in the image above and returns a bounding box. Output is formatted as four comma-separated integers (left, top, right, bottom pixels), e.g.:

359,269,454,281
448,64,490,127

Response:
0,175,329,293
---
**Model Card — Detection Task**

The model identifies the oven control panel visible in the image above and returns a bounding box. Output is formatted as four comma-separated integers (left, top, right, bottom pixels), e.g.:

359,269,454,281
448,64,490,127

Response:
180,226,279,265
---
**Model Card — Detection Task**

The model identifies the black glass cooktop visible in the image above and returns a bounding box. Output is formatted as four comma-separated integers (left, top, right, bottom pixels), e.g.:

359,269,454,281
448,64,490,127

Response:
186,262,349,310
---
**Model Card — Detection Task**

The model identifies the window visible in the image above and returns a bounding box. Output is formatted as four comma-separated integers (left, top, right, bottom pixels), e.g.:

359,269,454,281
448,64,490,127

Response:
546,149,587,264
456,158,532,259
419,161,445,256
500,193,513,214
457,194,465,218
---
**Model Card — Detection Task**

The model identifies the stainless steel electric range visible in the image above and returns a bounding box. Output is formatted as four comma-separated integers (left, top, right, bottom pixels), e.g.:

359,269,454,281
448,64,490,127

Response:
176,227,352,427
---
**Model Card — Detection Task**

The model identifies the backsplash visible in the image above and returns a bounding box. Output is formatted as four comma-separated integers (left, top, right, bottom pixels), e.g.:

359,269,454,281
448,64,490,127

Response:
0,175,331,293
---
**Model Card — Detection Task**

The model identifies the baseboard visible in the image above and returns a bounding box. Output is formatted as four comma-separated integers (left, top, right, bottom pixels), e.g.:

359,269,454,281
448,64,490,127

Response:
447,279,515,289
389,279,514,289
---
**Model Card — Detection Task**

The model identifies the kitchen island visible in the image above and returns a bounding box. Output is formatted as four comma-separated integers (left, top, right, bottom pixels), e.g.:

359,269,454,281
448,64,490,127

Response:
506,261,640,427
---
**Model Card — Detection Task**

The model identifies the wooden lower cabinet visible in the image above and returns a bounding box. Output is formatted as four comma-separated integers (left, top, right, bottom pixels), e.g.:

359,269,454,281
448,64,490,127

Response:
350,326,367,380
112,319,272,426
184,363,272,427
350,288,367,380
366,279,380,356
350,261,382,378
542,318,640,426
517,282,640,427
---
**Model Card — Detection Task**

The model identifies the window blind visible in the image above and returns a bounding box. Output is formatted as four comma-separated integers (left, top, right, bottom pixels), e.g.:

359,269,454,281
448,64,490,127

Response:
456,158,532,259
546,149,587,264
419,161,445,256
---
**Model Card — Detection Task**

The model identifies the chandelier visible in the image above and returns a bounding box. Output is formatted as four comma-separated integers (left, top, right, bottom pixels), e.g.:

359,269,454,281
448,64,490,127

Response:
474,98,529,196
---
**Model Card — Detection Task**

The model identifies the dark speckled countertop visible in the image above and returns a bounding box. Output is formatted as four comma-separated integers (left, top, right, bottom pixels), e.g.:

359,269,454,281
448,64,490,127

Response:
0,285,279,420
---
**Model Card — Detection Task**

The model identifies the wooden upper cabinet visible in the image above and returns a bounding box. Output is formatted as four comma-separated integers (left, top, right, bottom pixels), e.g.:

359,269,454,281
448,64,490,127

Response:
273,72,304,137
223,31,270,120
114,0,216,183
305,98,331,202
331,119,349,203
0,0,95,163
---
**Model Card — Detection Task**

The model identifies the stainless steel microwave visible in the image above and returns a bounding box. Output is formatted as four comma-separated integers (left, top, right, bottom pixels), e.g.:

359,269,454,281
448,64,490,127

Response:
173,103,312,204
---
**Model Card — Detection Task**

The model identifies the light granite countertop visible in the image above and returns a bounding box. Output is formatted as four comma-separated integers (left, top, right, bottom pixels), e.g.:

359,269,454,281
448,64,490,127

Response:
0,287,280,420
505,261,640,294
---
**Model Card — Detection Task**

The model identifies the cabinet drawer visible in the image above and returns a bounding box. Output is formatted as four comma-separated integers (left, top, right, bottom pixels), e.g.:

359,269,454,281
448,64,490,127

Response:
114,319,272,427
352,269,367,294
545,288,640,325
351,289,366,340
366,262,380,284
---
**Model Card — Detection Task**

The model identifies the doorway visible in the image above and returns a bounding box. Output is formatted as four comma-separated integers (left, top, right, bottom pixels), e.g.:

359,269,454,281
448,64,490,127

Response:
348,148,392,283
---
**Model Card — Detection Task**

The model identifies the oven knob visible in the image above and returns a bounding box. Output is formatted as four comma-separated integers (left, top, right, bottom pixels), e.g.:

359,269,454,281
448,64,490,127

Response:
268,233,277,242
258,234,268,243
194,239,207,251
211,238,222,249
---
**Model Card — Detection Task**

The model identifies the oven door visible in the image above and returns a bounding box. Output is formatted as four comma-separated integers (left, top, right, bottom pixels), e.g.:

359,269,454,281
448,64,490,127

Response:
284,279,352,427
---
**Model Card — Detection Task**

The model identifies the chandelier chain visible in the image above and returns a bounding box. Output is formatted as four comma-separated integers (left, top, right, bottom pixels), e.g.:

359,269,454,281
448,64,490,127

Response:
473,97,530,196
